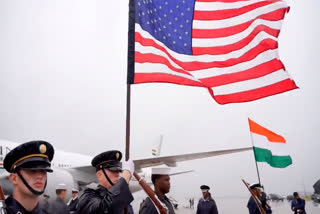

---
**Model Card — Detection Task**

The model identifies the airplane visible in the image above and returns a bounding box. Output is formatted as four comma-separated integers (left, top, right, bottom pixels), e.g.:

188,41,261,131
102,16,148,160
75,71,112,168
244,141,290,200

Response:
0,139,252,199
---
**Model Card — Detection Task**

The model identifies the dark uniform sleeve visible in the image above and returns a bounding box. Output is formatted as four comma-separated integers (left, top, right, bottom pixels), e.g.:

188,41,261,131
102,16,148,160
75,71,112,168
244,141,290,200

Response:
68,198,79,213
108,177,134,213
292,199,305,213
247,196,260,214
139,197,158,214
77,188,112,214
196,199,202,214
77,178,133,214
211,199,218,214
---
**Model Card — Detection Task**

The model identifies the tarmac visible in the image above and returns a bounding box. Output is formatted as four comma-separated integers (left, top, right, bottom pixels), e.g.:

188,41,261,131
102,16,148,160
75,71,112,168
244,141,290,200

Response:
174,207,195,214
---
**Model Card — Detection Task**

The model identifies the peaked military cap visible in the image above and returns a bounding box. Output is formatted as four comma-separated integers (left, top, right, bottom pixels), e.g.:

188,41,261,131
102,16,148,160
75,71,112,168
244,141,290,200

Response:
56,183,67,190
72,188,79,193
250,183,262,189
3,140,54,173
200,185,210,192
91,150,122,171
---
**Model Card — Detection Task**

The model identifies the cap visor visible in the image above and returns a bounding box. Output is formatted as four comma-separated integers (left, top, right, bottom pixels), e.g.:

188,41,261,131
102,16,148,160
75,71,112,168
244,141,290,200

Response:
22,167,53,172
106,166,122,172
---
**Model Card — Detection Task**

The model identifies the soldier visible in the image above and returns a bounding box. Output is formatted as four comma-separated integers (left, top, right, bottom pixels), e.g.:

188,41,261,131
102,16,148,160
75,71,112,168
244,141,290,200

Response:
291,192,306,214
68,188,79,214
77,150,134,214
139,168,175,214
196,185,218,214
39,194,50,214
49,183,69,214
247,183,272,214
3,140,54,214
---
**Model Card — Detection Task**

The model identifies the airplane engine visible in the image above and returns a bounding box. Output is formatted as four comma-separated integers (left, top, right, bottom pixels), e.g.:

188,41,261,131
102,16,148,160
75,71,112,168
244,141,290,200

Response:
0,175,13,195
46,167,78,201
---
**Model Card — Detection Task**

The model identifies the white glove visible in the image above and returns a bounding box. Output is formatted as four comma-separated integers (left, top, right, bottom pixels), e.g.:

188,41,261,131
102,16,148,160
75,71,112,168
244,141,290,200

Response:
122,159,135,175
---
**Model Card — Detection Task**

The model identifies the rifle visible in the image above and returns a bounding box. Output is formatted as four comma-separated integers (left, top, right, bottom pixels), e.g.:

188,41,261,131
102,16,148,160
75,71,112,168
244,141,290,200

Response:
133,172,168,214
241,179,266,214
0,185,7,214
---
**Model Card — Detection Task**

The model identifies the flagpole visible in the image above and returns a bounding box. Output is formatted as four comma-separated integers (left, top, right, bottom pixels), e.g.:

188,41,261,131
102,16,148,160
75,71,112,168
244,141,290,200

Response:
125,84,131,161
249,132,262,185
126,0,135,161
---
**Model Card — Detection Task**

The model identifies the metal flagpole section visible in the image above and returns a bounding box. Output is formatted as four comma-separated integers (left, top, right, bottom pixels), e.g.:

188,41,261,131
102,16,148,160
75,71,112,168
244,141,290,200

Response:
126,0,135,161
249,131,262,185
125,84,131,161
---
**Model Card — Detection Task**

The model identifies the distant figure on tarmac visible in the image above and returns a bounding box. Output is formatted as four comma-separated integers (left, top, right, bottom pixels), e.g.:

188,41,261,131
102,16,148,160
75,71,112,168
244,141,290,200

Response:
39,194,50,214
291,192,306,214
247,183,272,214
49,183,69,214
196,185,218,214
68,188,79,214
139,167,175,214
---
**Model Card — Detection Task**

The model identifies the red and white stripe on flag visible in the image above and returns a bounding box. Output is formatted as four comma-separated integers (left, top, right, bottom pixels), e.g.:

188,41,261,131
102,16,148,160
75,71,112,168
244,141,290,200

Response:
132,0,298,104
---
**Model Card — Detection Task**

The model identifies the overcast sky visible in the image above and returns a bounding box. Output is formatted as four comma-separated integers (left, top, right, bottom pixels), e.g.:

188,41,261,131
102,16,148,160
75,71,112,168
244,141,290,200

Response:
0,0,319,200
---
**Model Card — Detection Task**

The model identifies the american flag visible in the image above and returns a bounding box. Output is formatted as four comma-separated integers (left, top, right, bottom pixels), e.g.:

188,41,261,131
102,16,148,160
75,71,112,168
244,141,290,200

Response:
127,0,298,104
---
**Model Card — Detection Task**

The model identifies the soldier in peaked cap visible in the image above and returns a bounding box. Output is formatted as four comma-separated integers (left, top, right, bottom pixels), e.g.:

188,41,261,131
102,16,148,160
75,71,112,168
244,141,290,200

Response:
196,185,219,214
77,150,134,214
247,183,272,214
139,167,175,214
3,140,54,214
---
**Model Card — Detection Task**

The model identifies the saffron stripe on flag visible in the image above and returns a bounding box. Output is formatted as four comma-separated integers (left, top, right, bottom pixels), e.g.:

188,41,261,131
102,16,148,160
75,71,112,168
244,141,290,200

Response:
248,118,286,143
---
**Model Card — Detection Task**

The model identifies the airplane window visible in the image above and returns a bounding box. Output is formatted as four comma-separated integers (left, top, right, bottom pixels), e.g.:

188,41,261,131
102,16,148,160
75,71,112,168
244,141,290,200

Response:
0,146,2,155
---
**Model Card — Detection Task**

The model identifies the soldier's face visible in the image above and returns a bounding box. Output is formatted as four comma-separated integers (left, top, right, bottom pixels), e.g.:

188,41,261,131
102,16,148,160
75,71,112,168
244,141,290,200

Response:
156,175,171,194
252,188,261,196
9,169,47,196
98,168,120,189
60,190,67,200
72,192,78,198
202,191,209,199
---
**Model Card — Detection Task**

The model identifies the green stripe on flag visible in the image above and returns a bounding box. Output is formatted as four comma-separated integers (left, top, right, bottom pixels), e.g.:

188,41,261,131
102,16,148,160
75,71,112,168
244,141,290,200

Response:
253,147,292,168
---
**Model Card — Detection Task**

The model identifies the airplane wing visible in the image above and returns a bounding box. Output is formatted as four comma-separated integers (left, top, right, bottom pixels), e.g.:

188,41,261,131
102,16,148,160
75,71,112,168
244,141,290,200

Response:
66,166,97,186
134,147,252,172
169,170,194,176
60,147,252,186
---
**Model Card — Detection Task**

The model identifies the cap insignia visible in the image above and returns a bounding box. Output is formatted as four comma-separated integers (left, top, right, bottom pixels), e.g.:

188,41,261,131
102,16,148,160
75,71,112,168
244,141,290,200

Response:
116,152,120,160
39,144,47,154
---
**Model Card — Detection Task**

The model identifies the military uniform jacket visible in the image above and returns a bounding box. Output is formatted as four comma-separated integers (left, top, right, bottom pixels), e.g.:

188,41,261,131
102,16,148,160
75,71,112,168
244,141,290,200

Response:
48,198,69,214
77,177,134,214
139,194,175,214
291,198,306,214
247,196,272,214
5,196,42,214
39,201,50,214
68,197,79,213
196,198,218,214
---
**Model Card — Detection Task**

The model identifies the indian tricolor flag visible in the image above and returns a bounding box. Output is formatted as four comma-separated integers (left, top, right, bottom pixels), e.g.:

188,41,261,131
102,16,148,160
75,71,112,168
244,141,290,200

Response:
248,118,292,168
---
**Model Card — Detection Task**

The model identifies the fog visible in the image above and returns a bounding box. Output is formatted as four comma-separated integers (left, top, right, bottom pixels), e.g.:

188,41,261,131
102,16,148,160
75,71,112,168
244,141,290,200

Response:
0,0,319,200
